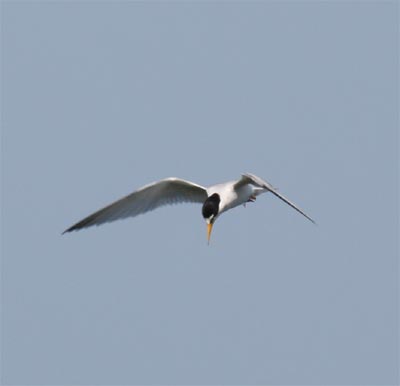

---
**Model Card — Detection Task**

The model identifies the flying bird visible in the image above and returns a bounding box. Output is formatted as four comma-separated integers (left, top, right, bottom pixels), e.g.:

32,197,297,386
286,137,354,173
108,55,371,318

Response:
63,173,315,242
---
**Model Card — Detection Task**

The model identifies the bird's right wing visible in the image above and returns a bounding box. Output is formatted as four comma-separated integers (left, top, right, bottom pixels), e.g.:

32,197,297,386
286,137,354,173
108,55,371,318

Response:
63,178,208,233
236,173,275,191
238,173,316,224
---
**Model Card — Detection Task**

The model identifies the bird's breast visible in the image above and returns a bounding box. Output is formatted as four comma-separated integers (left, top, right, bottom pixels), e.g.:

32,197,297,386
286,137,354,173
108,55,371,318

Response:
207,182,254,214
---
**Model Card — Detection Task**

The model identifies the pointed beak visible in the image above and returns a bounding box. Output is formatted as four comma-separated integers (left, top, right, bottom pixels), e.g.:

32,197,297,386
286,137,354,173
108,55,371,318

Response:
207,222,214,245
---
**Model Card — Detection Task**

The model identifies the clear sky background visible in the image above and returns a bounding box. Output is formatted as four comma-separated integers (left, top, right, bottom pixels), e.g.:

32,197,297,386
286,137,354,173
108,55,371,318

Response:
1,1,398,385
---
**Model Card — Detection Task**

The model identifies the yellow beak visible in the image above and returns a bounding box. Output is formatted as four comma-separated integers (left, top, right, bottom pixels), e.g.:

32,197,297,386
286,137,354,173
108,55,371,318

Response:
207,222,214,244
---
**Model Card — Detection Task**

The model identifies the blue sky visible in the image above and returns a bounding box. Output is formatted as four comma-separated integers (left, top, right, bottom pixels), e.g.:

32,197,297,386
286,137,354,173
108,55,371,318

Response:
1,1,398,385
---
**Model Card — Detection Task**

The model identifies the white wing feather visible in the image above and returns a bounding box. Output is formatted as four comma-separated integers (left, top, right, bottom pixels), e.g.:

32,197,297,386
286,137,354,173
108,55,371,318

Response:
63,178,207,233
238,173,315,224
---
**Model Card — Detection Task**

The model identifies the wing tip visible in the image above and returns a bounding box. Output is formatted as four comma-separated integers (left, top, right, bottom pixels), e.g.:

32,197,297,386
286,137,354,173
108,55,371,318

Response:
61,224,80,234
308,216,317,225
62,216,97,235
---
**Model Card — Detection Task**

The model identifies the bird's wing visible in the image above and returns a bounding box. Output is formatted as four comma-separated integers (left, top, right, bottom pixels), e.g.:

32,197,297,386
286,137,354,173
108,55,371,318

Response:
63,178,208,233
237,173,316,224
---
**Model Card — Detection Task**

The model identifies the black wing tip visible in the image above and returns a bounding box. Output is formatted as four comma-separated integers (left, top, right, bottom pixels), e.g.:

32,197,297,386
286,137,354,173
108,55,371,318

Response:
308,217,317,225
61,225,80,234
297,212,316,225
62,218,95,235
301,208,316,225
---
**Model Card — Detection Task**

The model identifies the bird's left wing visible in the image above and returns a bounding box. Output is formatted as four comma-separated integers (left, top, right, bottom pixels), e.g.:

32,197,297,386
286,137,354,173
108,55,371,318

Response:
237,173,316,224
63,178,208,233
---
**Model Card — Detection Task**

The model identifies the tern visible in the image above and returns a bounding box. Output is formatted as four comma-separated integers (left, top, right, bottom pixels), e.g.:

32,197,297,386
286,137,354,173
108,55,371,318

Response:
63,173,315,242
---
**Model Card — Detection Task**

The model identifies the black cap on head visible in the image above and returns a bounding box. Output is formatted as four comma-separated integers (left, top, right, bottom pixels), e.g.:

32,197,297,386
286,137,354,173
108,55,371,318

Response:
202,193,220,220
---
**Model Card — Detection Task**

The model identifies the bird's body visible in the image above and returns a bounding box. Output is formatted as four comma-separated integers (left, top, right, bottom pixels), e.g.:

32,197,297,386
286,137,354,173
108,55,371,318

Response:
207,181,256,214
63,173,315,242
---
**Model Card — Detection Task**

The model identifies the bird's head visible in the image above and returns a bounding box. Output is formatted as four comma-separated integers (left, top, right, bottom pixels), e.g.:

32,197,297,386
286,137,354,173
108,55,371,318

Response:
202,193,221,244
